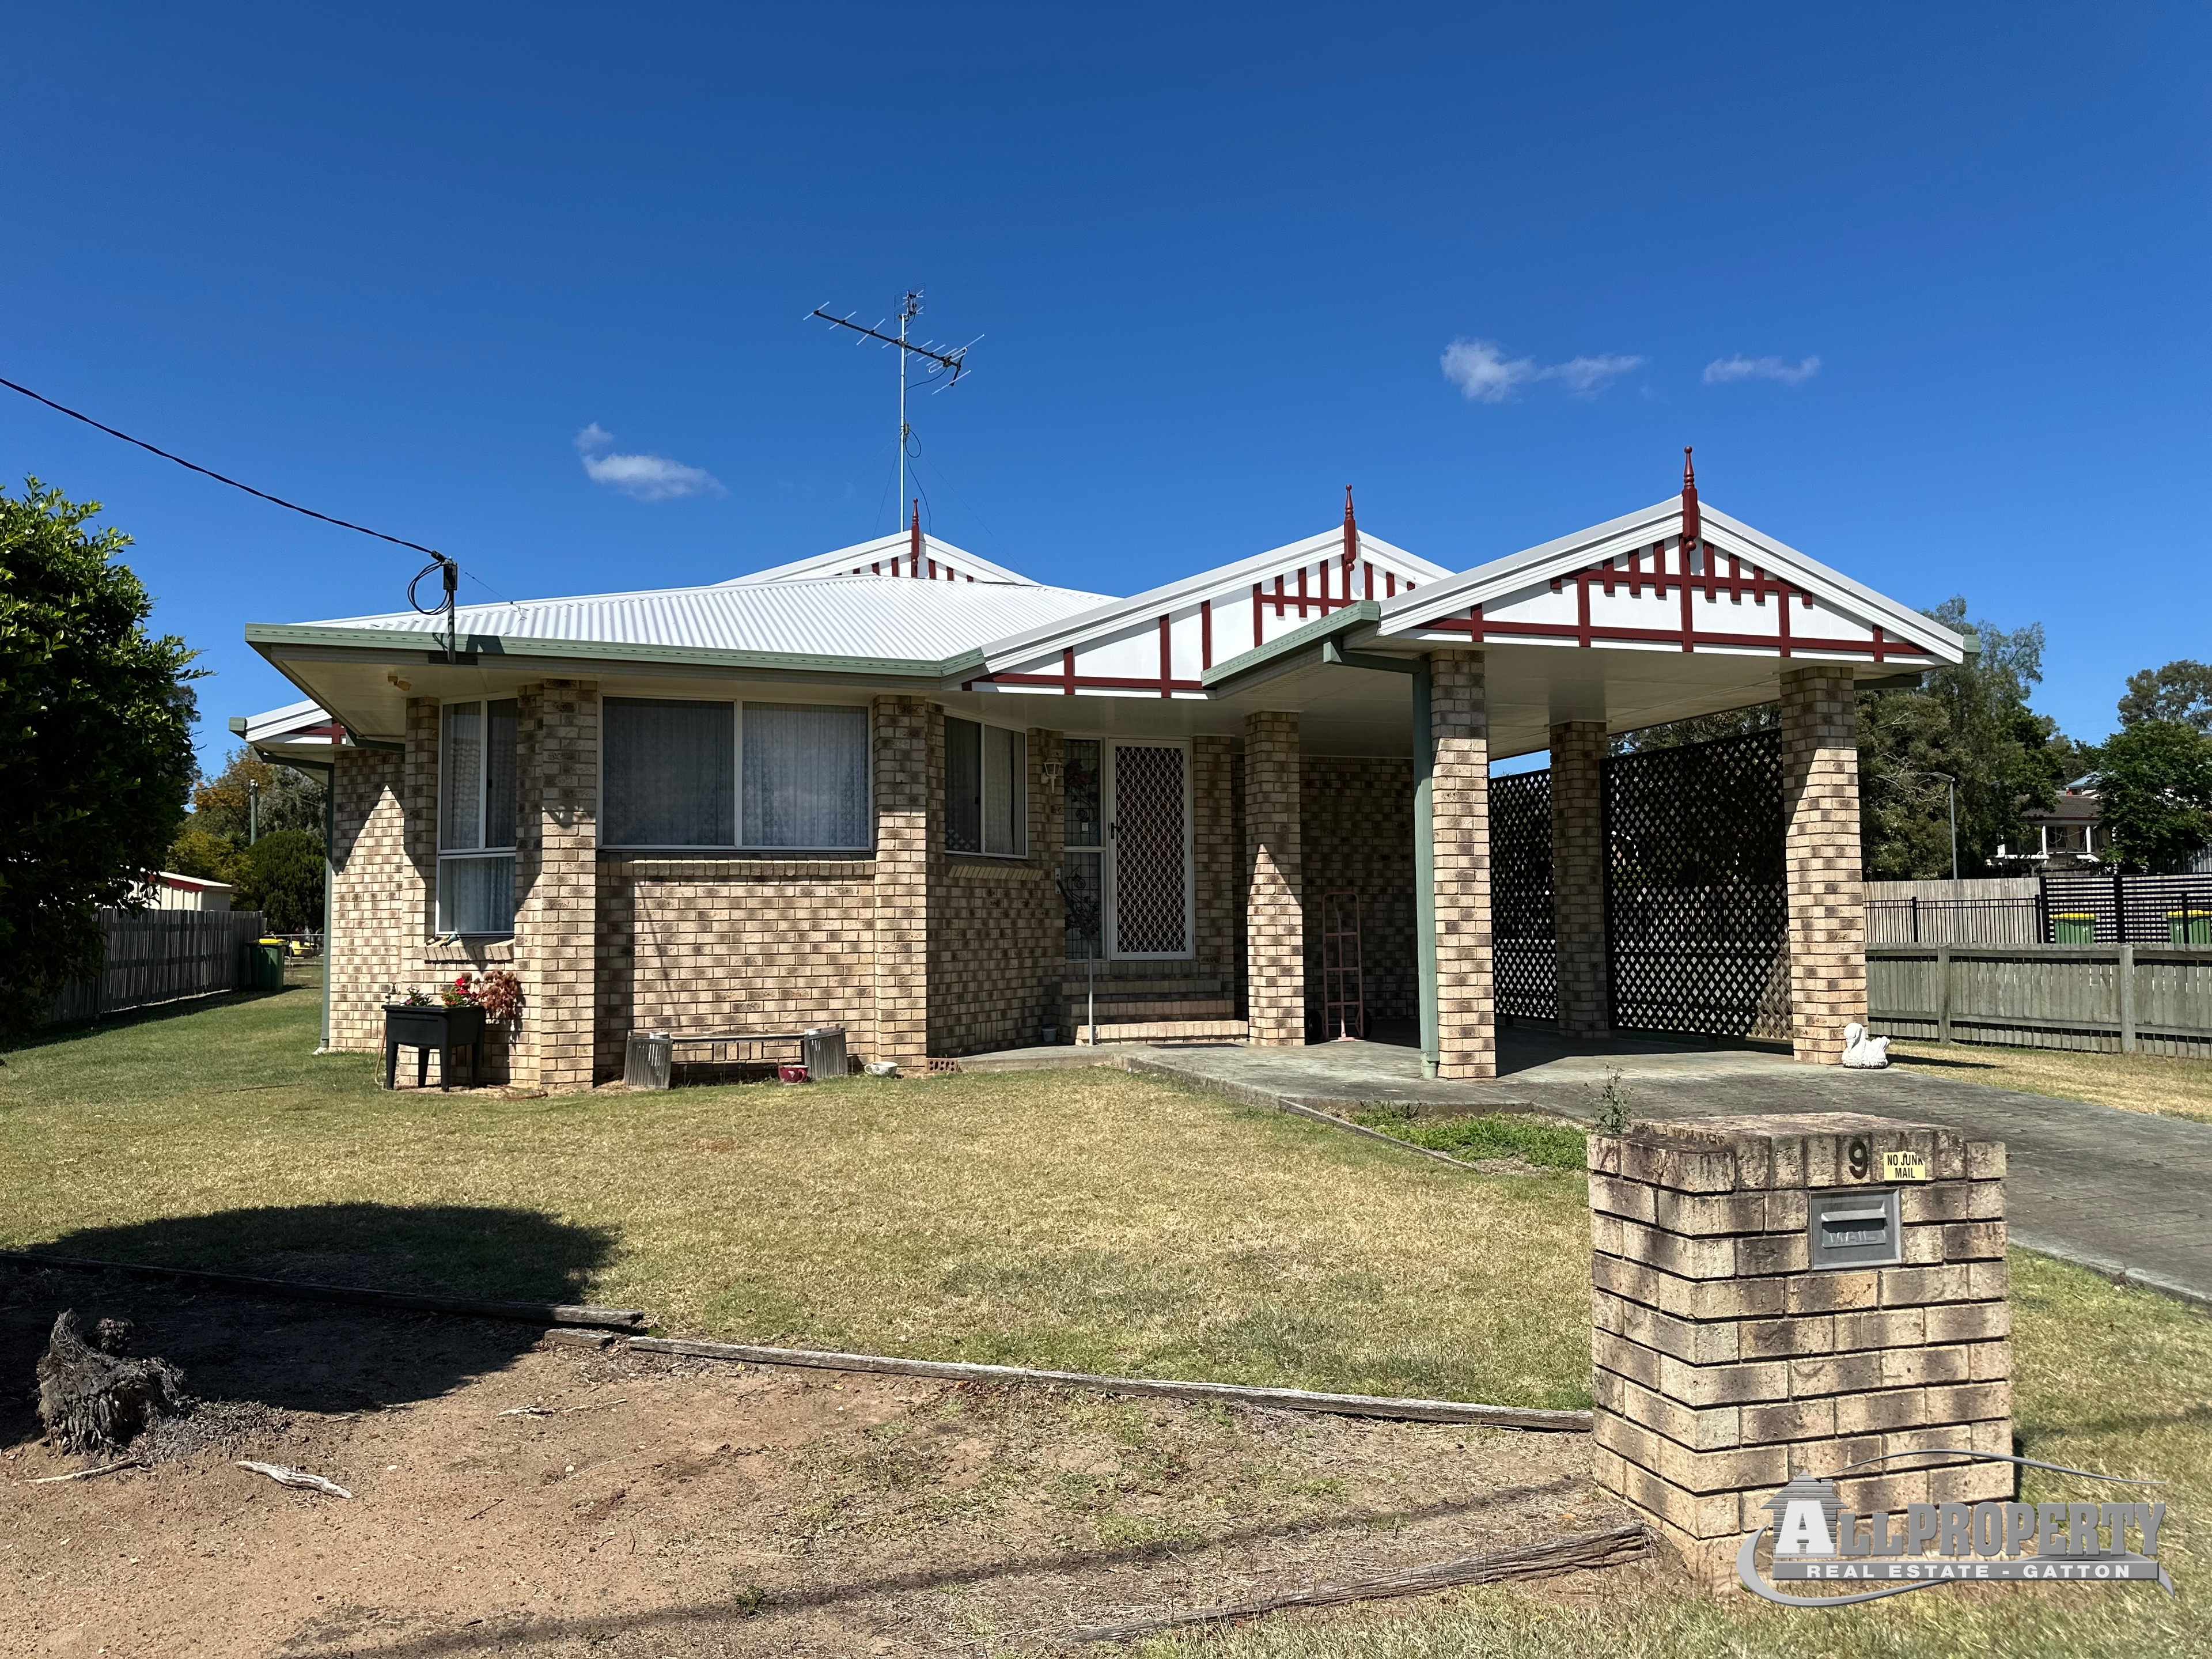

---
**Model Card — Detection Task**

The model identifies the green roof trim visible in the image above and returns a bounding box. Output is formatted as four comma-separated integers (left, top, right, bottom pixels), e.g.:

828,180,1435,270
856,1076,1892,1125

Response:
1200,601,1384,690
244,622,987,683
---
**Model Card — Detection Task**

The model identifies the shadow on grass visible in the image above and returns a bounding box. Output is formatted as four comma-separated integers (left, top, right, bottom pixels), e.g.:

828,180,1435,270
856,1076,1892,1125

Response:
0,1202,617,1435
9,979,304,1056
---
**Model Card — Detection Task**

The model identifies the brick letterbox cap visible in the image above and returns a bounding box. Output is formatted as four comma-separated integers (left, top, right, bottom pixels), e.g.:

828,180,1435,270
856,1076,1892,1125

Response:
1586,1112,2004,1193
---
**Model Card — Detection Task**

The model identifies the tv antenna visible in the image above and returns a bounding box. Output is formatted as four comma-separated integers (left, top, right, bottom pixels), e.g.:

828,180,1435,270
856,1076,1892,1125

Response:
807,290,979,532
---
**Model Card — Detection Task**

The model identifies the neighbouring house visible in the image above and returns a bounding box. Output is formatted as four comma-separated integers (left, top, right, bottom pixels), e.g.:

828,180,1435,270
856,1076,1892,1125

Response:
237,464,1968,1090
1994,786,2109,869
135,871,235,912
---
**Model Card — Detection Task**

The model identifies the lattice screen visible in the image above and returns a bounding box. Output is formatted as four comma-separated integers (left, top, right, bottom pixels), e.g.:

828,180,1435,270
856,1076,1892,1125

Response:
1113,745,1189,954
1605,729,1789,1039
1490,768,1557,1020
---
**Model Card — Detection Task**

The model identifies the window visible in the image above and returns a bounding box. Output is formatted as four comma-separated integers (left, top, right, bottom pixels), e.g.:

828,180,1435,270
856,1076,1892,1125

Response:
743,703,871,849
1061,737,1102,959
945,718,1026,856
601,698,871,851
603,698,734,847
439,699,517,934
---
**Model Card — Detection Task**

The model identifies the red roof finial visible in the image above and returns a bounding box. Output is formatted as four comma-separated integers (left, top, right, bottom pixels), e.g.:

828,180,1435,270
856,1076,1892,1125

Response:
1342,484,1357,572
909,498,921,575
1680,446,1700,547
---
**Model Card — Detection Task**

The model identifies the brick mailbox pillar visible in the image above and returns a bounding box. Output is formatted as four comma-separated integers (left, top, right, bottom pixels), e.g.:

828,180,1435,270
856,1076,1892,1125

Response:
1586,1112,2011,1588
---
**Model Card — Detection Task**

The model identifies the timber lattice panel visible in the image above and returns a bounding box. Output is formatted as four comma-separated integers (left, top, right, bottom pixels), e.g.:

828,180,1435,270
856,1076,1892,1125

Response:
1490,768,1556,1020
1605,729,1789,1039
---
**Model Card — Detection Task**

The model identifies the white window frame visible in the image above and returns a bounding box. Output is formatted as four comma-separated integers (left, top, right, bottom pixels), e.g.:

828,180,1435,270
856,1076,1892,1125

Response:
437,698,517,937
945,715,1029,859
597,696,876,853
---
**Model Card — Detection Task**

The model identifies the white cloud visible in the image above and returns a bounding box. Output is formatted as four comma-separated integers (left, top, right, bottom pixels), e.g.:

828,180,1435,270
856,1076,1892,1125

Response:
1441,338,1645,403
1703,354,1821,386
571,423,725,501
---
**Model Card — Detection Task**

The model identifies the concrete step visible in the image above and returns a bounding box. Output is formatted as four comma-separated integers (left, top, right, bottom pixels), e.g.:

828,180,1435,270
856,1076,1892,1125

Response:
1074,1019,1249,1045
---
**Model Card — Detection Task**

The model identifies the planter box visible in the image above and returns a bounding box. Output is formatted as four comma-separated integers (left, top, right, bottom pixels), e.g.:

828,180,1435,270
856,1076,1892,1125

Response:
383,1003,488,1091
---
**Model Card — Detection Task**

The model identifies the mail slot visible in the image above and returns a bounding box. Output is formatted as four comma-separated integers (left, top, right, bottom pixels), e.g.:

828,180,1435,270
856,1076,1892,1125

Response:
1806,1186,1903,1270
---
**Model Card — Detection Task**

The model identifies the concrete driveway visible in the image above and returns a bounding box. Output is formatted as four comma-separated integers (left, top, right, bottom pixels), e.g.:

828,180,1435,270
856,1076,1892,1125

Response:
1132,1029,2212,1309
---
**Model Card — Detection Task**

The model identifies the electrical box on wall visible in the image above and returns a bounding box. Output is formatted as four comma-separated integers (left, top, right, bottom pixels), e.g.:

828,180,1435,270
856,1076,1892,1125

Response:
1806,1187,1903,1270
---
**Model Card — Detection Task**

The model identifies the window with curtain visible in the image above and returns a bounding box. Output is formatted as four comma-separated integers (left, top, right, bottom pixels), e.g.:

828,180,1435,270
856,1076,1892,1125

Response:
600,698,870,851
438,699,518,934
743,703,870,849
945,717,1025,855
603,698,736,846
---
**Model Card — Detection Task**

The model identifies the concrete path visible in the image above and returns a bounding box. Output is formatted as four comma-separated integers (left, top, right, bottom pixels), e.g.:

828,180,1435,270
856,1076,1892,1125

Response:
1124,1032,2212,1309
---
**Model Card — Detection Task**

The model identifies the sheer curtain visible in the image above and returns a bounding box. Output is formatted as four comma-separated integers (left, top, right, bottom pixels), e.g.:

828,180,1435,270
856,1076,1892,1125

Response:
603,698,736,846
439,699,517,934
983,726,1024,855
743,703,869,849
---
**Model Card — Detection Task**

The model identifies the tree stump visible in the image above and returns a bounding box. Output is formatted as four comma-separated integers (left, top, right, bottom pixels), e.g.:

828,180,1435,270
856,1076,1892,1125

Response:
35,1311,186,1454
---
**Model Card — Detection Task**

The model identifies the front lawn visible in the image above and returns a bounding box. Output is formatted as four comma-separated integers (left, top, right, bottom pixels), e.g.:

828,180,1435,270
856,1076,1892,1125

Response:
0,979,1592,1407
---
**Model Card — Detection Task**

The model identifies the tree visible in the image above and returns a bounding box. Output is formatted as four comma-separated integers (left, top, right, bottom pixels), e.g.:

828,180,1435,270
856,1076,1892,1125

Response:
232,828,325,931
165,823,242,885
2090,720,2212,873
0,479,199,1038
1857,598,2069,877
2117,660,2212,735
187,747,326,846
1611,705,1777,755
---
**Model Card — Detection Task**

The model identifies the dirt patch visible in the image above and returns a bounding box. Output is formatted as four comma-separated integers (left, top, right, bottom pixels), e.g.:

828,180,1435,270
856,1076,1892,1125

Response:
0,1268,1654,1655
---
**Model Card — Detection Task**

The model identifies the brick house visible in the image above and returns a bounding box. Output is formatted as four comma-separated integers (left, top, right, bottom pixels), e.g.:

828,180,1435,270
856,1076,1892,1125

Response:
238,469,1968,1090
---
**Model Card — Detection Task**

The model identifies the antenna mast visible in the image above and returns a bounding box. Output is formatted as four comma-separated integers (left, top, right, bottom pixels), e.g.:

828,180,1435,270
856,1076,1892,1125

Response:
806,291,979,533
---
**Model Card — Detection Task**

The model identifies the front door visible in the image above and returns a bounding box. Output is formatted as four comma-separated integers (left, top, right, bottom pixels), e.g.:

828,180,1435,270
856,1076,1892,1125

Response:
1107,742,1192,958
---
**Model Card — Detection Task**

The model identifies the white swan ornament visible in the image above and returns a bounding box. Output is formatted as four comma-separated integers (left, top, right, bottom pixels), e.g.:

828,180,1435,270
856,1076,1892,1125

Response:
1840,1022,1891,1069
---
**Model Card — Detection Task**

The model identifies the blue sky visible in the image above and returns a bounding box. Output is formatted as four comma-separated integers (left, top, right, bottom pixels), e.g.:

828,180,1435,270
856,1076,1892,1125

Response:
4,3,2205,771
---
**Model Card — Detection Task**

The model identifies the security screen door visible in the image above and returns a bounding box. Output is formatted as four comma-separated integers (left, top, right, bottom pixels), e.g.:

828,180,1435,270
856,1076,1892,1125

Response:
1107,742,1191,957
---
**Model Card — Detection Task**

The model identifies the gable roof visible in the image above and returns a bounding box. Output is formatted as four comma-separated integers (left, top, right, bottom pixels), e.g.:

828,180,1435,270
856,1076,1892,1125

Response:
719,529,1037,588
1377,497,1968,662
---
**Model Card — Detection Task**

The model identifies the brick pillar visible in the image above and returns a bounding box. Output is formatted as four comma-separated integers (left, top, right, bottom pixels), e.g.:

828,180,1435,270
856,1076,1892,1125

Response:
873,695,931,1070
512,679,599,1092
1550,720,1610,1039
1782,666,1867,1065
1588,1112,2010,1589
1244,711,1304,1047
1431,652,1494,1078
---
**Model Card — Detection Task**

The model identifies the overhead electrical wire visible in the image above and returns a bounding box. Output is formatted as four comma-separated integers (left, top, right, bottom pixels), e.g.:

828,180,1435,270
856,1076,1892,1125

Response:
0,371,510,602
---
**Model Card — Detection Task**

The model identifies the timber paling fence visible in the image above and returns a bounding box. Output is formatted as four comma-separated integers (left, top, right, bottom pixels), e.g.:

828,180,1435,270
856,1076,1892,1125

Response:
47,909,268,1025
1868,944,2212,1058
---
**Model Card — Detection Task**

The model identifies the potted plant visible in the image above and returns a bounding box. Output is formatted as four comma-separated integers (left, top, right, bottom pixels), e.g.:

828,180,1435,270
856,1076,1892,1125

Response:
382,976,503,1090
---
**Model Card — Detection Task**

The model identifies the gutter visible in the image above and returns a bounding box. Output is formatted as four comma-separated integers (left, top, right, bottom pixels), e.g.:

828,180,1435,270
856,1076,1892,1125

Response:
244,622,988,687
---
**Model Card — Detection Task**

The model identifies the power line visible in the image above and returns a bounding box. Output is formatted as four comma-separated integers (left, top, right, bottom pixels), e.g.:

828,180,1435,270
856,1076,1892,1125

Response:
1,372,450,559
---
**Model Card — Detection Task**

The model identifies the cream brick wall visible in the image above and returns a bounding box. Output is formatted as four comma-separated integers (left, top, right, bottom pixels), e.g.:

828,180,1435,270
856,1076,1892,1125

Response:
931,724,1061,1056
1551,720,1611,1039
1194,736,1241,993
1244,711,1304,1047
1302,755,1415,1035
1782,666,1868,1065
598,857,880,1066
1587,1111,2011,1588
327,745,417,1051
1430,651,1495,1078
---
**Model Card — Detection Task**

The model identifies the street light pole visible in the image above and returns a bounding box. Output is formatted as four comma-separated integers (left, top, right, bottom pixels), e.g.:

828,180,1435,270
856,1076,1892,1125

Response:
248,778,260,847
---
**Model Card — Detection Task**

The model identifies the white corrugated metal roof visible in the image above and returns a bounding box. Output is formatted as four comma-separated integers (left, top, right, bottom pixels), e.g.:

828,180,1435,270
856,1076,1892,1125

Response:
720,530,1037,587
310,573,1115,661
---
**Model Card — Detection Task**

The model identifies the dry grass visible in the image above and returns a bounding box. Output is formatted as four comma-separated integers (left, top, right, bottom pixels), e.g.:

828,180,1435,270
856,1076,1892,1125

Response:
1139,1250,2212,1659
1887,1039,2212,1122
0,979,1592,1407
